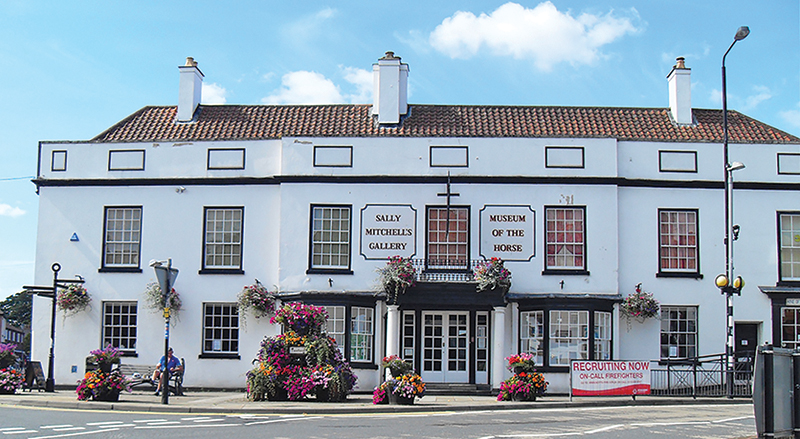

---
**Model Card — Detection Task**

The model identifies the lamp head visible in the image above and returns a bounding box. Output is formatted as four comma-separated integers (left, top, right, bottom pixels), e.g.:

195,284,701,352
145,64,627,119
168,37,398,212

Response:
734,26,750,41
148,259,163,268
715,274,730,288
733,276,745,290
728,161,746,172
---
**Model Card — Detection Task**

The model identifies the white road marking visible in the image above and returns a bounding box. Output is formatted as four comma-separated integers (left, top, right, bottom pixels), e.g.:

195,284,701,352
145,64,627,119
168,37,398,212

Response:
192,419,225,423
584,424,624,434
39,426,71,430
51,428,84,432
132,419,166,423
245,416,322,426
3,431,38,435
85,422,123,426
180,417,211,421
142,421,180,426
30,428,119,439
712,415,754,423
0,429,25,432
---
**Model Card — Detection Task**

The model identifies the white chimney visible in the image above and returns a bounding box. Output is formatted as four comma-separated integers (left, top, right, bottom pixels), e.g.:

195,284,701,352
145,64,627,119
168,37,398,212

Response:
372,52,408,125
667,57,692,125
177,57,204,122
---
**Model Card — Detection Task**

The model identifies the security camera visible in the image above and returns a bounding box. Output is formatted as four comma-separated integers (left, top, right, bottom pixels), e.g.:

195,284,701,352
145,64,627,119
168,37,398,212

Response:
149,259,162,268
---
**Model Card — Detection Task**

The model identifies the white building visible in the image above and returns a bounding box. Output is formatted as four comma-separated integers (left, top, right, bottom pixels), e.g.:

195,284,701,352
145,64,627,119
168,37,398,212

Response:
31,53,800,393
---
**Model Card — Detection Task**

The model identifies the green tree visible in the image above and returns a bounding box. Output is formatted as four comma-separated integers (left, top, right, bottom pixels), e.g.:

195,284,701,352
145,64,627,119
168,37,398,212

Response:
1,291,32,329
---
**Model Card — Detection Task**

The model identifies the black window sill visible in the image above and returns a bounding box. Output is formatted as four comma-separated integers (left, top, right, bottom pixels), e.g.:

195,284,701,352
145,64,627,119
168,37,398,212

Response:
198,353,241,360
306,268,354,275
198,269,245,275
349,362,379,370
120,352,138,358
98,267,143,273
541,269,590,276
656,272,703,279
777,281,800,287
657,358,697,366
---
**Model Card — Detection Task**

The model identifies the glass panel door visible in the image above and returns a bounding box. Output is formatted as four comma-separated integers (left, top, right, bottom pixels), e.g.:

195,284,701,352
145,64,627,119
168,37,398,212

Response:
422,311,469,383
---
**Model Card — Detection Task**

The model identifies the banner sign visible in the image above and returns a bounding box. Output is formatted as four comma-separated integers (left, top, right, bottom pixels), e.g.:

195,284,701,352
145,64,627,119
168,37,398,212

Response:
479,205,535,261
360,204,416,260
570,360,651,396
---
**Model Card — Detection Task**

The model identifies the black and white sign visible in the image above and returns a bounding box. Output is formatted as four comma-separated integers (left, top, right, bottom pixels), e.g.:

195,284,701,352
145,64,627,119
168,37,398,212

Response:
360,204,417,260
479,205,535,261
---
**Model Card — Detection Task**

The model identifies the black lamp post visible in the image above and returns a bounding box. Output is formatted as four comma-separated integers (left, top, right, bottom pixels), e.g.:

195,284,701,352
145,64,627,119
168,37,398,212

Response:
718,25,749,399
150,258,178,405
23,263,85,392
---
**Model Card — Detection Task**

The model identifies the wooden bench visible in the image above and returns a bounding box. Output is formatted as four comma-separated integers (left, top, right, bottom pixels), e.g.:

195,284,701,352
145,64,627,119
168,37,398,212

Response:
117,359,185,396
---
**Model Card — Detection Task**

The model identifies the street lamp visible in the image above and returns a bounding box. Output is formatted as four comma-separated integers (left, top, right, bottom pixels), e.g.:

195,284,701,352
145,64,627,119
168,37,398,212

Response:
718,25,749,399
23,263,85,392
150,259,178,405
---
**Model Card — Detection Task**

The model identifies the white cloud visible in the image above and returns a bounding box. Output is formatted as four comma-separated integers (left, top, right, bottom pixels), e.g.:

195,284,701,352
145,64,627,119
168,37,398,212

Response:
262,67,372,105
780,106,800,129
341,66,372,103
740,85,772,112
202,83,228,104
262,71,345,104
429,1,640,71
0,203,25,217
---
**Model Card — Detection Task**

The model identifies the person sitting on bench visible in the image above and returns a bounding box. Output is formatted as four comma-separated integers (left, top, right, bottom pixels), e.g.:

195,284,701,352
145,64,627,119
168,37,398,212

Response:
151,347,182,396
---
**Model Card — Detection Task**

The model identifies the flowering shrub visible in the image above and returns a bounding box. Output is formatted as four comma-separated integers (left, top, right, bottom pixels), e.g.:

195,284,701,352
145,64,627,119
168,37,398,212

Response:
382,354,413,377
497,371,548,401
377,256,416,304
89,345,122,365
0,368,23,393
75,369,131,401
474,257,511,292
505,352,536,373
247,302,357,402
57,284,91,315
621,283,660,320
0,343,17,367
270,303,328,336
143,282,182,316
237,282,276,325
372,372,426,404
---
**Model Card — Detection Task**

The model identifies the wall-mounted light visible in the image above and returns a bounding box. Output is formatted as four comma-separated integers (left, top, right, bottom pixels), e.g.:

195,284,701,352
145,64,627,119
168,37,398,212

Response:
175,186,186,193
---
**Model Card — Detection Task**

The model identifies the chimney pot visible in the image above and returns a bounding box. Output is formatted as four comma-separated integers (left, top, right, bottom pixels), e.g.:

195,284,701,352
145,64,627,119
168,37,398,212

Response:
675,57,686,69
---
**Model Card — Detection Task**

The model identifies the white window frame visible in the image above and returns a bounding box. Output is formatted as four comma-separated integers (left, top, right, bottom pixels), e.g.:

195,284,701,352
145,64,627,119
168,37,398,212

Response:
102,302,138,354
102,206,142,269
548,310,589,366
660,306,698,359
350,306,374,362
780,213,800,282
658,209,699,274
520,310,544,366
545,207,586,271
324,305,346,356
781,307,800,349
594,311,612,360
310,205,352,270
203,207,244,270
202,303,239,355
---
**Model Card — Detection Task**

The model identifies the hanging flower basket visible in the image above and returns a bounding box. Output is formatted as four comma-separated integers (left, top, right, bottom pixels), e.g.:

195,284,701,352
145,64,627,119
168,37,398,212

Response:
143,282,182,318
621,283,660,321
473,258,511,293
237,282,276,326
377,256,416,304
57,284,91,316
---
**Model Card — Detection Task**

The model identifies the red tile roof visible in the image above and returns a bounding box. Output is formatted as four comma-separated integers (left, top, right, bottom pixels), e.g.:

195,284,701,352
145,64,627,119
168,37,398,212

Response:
92,104,799,144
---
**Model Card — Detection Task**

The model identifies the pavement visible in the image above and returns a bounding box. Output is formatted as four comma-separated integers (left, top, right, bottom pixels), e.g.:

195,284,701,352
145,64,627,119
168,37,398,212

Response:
0,389,754,415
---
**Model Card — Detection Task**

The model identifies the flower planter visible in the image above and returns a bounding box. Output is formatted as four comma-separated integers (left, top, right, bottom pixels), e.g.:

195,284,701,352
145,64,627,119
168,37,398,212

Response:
92,388,120,402
315,387,345,402
513,366,525,374
0,388,17,395
388,393,414,405
98,362,114,373
511,393,540,402
267,388,289,401
0,358,14,370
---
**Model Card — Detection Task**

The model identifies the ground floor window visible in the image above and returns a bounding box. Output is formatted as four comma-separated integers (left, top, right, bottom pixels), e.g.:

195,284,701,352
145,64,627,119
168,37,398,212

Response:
660,306,697,359
351,307,374,362
320,304,375,364
781,307,800,349
102,301,137,353
519,304,613,370
203,303,239,355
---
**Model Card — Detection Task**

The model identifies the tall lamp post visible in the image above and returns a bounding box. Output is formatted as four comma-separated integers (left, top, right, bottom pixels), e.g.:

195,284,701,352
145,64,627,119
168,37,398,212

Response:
716,25,749,399
150,259,178,405
23,263,85,392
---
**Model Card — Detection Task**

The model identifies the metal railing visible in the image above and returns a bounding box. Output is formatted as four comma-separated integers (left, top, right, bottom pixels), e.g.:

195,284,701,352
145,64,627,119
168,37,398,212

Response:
650,353,753,398
409,258,480,283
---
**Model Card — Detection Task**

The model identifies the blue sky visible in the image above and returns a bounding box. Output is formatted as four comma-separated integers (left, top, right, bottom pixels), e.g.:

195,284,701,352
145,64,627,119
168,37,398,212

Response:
1,1,798,299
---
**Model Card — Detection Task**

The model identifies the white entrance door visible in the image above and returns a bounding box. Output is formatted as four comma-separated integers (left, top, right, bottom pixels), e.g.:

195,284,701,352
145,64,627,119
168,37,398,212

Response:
421,312,469,383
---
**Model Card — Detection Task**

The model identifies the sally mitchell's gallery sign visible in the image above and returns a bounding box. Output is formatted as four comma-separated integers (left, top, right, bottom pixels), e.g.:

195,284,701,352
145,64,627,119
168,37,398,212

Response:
479,205,535,261
360,204,417,260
